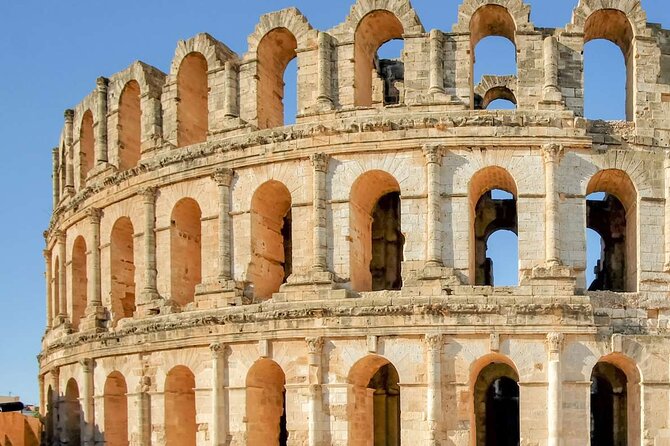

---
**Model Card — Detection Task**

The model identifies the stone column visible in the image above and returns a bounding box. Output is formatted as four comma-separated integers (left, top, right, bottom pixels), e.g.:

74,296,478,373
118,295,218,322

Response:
542,144,564,266
546,332,564,446
130,374,152,446
317,32,334,108
52,148,60,208
96,77,109,164
425,334,443,446
423,145,443,267
64,110,75,195
224,61,238,118
542,37,562,103
80,359,95,446
56,231,67,321
51,368,60,444
44,249,53,329
310,153,329,273
306,337,324,446
210,343,227,446
87,208,102,308
664,153,670,271
213,169,234,281
139,187,160,309
429,30,445,94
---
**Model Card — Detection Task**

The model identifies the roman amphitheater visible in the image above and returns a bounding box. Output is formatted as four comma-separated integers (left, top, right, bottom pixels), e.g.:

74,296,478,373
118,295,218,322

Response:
39,0,670,444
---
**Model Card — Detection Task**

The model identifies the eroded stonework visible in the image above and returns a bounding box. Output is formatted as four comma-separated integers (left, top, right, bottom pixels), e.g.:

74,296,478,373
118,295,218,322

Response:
40,0,670,445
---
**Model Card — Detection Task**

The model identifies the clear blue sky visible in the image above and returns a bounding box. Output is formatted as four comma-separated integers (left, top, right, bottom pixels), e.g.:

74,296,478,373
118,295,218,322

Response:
0,1,667,404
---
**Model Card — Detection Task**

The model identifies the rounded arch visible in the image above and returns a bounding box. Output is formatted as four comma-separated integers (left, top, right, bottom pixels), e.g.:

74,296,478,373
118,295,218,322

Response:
177,52,208,147
248,180,293,300
469,4,517,47
79,109,95,183
164,366,196,446
344,0,424,36
586,169,638,292
246,8,315,58
481,86,517,109
354,9,405,107
64,378,81,446
591,353,641,445
170,198,202,307
571,0,648,41
118,80,141,171
470,353,520,446
347,354,401,446
104,371,129,446
110,217,136,326
469,167,519,286
256,27,298,129
71,236,87,331
246,359,288,446
349,170,403,292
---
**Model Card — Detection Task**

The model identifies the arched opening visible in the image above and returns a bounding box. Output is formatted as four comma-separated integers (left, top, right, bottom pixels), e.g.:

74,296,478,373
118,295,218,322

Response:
354,10,405,107
586,170,637,292
583,9,635,121
586,225,604,290
110,217,136,326
80,110,95,183
590,358,640,446
64,378,81,446
246,359,288,446
248,181,292,300
177,52,208,147
170,198,202,307
118,80,142,170
348,355,401,446
350,171,403,292
470,5,517,109
469,168,518,286
476,86,517,110
283,58,298,125
71,236,88,331
257,28,298,129
473,361,520,446
104,372,129,446
164,366,196,446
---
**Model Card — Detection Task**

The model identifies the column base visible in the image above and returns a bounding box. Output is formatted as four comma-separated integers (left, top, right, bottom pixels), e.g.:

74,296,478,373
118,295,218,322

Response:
52,315,73,335
401,263,463,296
194,279,245,308
521,263,576,295
273,270,353,302
79,305,107,332
135,291,173,317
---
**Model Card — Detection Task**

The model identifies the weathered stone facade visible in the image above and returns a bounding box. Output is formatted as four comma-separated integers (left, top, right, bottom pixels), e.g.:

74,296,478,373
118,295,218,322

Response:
39,0,670,445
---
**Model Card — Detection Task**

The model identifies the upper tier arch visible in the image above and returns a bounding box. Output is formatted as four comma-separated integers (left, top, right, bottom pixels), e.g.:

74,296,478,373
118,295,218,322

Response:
453,0,533,38
245,7,317,57
569,0,649,40
342,0,424,36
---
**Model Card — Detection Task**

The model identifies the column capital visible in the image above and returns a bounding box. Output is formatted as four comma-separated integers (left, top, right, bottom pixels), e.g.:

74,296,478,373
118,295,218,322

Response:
50,368,60,380
212,168,234,187
310,152,330,173
138,186,158,202
209,342,228,358
424,333,443,351
96,76,109,90
64,109,74,122
422,144,443,165
541,143,564,164
306,336,324,354
54,230,66,244
43,248,52,260
546,332,564,353
86,207,102,224
79,358,94,373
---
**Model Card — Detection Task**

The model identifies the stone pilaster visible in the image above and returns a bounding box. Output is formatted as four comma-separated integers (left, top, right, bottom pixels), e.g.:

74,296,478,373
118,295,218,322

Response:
425,334,443,446
311,153,330,274
542,143,563,267
82,208,106,331
429,30,445,95
316,32,334,110
423,145,443,267
129,373,152,446
210,343,228,446
52,147,60,208
80,358,95,446
137,187,162,315
195,169,243,307
44,249,53,330
95,77,109,164
306,337,324,446
51,368,60,445
664,152,670,272
64,110,75,195
55,230,70,327
546,332,564,446
224,62,239,119
541,37,563,105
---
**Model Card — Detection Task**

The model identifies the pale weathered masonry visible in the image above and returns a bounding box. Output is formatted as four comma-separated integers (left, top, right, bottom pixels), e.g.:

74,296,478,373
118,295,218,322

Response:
40,0,670,445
